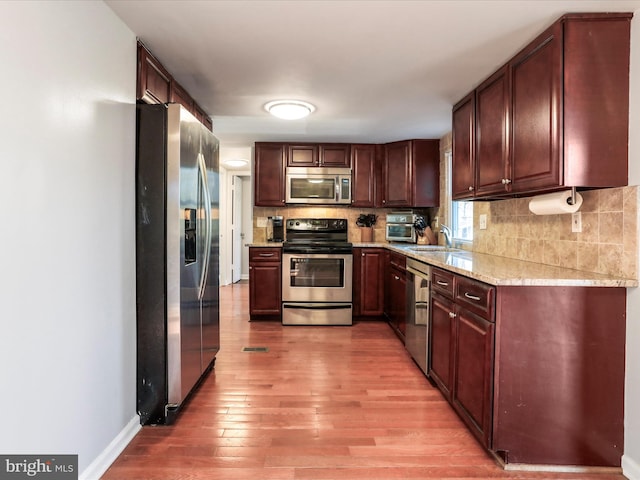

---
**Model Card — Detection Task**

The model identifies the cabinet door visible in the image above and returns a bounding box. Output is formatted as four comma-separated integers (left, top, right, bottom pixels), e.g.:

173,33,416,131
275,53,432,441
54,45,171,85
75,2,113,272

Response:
351,144,377,207
320,144,351,167
429,292,455,400
383,141,412,207
254,143,286,206
475,66,510,197
510,23,562,193
249,263,282,315
388,266,407,338
354,248,385,317
170,80,194,113
453,309,495,448
249,248,282,316
137,43,171,104
287,144,318,167
452,93,476,200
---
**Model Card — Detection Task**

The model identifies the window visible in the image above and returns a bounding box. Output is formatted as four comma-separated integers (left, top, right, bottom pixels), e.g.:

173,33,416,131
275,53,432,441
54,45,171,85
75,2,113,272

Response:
447,151,473,242
452,200,473,242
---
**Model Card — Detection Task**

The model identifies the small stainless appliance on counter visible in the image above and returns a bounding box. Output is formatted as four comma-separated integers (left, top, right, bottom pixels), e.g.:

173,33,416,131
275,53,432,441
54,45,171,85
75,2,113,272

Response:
266,215,284,242
281,219,353,325
386,211,418,243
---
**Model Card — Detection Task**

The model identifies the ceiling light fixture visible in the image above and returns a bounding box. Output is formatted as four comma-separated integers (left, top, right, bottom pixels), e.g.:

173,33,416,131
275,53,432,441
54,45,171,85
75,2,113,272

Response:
222,158,248,168
265,100,315,120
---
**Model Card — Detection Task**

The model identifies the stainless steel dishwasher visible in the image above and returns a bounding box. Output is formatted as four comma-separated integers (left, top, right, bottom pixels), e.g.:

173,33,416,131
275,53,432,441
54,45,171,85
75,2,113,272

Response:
405,258,431,375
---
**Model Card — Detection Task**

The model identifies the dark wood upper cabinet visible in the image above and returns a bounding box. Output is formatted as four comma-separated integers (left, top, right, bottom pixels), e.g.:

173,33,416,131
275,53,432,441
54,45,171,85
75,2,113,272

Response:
452,13,631,200
319,144,351,167
509,22,562,193
137,43,171,105
287,144,318,167
170,80,194,112
351,144,377,207
254,143,286,206
287,143,351,167
475,66,510,197
451,93,475,199
383,139,439,208
137,41,213,131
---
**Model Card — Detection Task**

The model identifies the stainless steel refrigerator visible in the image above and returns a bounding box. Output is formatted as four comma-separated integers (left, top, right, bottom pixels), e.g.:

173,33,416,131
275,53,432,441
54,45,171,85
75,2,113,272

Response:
136,103,220,425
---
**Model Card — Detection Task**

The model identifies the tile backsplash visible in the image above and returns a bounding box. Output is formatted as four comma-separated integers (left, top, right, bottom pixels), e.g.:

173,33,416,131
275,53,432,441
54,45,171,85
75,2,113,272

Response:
472,186,638,279
253,206,393,244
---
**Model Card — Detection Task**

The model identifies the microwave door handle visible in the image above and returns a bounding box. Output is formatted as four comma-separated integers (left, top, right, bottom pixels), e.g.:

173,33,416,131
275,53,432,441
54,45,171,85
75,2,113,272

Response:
335,176,339,201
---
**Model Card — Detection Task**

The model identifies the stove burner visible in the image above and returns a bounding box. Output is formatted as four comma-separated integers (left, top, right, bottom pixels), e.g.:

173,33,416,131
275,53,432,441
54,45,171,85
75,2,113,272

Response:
283,218,352,254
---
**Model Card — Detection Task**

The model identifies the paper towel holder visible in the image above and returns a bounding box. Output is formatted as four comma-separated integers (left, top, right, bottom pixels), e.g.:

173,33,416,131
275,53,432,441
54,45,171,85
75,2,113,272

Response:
567,187,577,206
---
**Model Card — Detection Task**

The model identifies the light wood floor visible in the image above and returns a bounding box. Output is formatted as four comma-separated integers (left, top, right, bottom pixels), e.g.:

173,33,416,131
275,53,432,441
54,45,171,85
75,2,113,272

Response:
103,283,626,480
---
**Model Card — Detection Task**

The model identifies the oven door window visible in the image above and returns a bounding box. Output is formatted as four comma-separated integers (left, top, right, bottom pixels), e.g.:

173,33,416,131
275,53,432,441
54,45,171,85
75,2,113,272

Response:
387,224,413,238
289,177,336,200
289,257,344,287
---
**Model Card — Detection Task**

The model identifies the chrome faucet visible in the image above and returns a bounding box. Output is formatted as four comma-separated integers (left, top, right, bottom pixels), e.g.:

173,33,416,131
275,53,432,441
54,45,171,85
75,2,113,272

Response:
440,224,452,248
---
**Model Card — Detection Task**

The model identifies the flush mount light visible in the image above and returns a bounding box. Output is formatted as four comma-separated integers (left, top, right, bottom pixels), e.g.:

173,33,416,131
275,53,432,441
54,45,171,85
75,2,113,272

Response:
265,100,315,120
222,158,249,168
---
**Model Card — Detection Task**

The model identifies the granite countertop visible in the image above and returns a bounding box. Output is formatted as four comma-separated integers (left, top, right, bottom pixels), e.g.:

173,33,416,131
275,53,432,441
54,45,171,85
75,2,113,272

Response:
248,242,637,287
381,243,637,288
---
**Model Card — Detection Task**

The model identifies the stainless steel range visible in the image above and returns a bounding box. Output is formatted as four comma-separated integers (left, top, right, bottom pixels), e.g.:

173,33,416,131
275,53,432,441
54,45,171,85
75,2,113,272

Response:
282,219,353,326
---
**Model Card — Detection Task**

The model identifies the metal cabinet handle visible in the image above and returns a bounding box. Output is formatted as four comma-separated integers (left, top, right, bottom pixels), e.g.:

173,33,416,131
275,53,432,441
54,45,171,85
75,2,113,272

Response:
436,280,449,286
468,186,474,191
448,311,457,318
259,253,275,257
394,275,400,280
464,292,481,301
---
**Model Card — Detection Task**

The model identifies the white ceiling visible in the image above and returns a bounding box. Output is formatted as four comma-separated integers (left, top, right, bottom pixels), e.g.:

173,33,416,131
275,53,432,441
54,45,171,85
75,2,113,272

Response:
106,0,640,149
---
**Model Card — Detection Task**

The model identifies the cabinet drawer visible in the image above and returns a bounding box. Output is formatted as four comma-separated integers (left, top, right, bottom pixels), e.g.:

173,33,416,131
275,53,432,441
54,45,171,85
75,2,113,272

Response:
249,247,282,262
432,268,454,298
389,251,406,271
455,276,495,320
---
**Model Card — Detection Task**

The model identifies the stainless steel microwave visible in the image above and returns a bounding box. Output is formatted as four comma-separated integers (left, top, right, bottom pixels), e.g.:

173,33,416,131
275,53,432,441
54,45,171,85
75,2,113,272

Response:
285,167,352,205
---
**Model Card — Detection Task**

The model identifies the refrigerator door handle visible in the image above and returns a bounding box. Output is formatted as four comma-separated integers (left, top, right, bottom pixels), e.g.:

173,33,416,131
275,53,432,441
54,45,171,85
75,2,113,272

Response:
197,152,212,301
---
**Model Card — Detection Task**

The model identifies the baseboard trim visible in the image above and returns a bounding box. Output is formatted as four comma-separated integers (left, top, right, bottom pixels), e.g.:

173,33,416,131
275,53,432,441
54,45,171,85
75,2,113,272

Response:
491,451,622,475
623,454,640,480
79,415,140,480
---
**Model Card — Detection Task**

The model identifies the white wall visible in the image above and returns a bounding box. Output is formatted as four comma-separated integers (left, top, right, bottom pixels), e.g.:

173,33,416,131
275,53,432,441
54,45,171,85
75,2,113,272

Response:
625,11,640,480
0,1,138,477
218,145,252,285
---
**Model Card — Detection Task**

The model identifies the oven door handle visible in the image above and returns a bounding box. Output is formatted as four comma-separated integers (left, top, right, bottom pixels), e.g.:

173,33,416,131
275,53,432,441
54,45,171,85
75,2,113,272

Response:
283,303,352,310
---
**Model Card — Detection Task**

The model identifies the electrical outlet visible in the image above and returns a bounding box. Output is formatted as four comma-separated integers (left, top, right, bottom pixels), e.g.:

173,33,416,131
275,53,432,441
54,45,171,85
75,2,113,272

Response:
479,214,487,230
571,212,582,233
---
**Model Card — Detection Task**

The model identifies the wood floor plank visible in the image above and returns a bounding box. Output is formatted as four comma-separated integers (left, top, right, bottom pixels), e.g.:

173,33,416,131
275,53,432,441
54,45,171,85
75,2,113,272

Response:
102,283,626,480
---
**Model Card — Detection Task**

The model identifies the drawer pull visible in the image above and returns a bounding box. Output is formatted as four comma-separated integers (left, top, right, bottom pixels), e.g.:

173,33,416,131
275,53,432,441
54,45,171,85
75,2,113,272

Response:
464,292,482,301
448,311,457,318
259,253,275,257
394,275,400,280
436,280,449,286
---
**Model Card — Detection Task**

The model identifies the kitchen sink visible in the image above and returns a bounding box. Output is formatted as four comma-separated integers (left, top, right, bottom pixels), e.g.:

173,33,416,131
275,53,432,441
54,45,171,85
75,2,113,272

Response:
409,246,462,252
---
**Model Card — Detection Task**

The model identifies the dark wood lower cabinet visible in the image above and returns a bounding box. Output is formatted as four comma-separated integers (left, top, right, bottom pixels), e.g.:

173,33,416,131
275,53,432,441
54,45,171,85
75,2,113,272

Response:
429,292,455,400
452,308,494,449
429,266,626,468
249,247,281,319
385,252,407,340
353,247,385,317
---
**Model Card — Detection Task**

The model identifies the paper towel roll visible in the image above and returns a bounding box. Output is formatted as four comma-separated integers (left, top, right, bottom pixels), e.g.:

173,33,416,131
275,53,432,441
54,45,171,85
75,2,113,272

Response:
528,190,583,215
